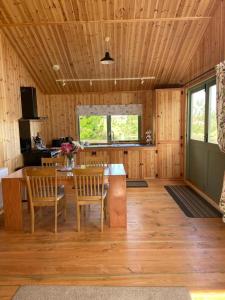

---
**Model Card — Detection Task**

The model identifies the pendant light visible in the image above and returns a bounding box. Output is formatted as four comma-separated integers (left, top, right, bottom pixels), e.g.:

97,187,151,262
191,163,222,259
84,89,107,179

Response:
100,37,114,65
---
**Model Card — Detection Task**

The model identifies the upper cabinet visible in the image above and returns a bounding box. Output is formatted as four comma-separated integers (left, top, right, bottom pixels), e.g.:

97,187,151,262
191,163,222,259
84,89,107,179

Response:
156,89,184,179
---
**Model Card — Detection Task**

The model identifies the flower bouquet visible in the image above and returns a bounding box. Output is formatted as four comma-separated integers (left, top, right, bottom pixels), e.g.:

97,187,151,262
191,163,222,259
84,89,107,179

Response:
61,141,83,169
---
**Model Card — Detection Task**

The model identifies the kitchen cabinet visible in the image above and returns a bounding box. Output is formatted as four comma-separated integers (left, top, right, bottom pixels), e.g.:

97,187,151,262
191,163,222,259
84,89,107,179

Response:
77,147,157,179
77,149,110,165
140,148,157,179
156,89,184,179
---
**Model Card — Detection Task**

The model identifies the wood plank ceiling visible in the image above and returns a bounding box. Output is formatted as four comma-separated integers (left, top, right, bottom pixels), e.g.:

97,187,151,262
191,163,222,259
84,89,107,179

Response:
0,0,219,94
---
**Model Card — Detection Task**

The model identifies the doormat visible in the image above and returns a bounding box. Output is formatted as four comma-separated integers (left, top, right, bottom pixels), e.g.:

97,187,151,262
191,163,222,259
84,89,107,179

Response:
126,180,148,188
165,185,222,218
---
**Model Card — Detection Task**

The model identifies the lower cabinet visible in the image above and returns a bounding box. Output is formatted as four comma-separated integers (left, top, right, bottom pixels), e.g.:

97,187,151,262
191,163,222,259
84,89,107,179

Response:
157,143,183,179
127,150,141,179
77,149,110,164
77,147,157,179
140,149,157,179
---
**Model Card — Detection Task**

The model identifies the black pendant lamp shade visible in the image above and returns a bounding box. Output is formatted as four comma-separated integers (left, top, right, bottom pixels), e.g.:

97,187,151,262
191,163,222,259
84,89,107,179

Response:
100,51,114,64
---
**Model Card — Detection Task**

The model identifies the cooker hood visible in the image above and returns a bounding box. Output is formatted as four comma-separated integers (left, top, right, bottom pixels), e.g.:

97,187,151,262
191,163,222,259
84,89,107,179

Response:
20,86,47,120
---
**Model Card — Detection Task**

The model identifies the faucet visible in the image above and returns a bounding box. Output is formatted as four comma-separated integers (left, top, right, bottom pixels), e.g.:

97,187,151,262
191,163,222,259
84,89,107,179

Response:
109,131,115,144
111,131,115,142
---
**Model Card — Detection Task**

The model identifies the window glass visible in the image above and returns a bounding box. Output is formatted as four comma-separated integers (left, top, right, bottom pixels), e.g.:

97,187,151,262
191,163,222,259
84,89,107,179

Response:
208,84,217,144
111,115,139,141
79,115,107,143
190,89,206,141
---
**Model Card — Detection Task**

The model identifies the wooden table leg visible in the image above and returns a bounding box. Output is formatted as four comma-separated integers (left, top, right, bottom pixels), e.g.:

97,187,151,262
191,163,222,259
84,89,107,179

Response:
108,175,127,228
2,178,23,231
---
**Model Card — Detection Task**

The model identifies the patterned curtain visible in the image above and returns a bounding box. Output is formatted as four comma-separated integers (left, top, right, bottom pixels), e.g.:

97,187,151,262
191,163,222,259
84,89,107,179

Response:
76,104,143,116
216,61,225,220
220,173,225,222
216,61,225,152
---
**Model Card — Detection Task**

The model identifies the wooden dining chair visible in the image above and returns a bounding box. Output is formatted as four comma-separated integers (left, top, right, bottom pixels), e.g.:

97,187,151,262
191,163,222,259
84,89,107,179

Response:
85,157,109,187
41,156,66,167
72,167,107,232
85,157,106,166
25,167,66,233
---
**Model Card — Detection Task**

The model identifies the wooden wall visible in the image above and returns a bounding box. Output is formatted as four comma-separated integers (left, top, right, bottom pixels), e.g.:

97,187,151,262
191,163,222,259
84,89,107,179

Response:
184,0,225,85
42,91,154,145
0,32,45,172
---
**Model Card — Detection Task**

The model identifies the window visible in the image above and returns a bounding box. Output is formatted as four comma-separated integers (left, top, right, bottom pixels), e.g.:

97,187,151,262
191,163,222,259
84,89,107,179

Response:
79,115,107,143
189,79,217,144
208,84,217,144
79,114,141,144
111,115,139,141
190,89,206,141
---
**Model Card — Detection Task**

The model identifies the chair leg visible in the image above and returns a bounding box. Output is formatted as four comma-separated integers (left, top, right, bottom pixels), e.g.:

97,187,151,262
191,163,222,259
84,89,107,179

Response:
30,206,35,233
104,196,107,221
54,205,57,233
100,203,104,232
77,204,80,232
63,198,67,221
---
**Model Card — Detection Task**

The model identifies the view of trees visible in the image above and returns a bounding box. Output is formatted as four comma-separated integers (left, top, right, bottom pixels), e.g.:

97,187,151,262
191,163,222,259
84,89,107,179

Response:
208,85,217,144
190,90,206,141
190,85,217,144
79,115,107,143
111,115,139,141
79,115,139,143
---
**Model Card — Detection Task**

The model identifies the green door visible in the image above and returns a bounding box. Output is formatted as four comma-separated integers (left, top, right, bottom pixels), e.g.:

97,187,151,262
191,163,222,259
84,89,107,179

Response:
186,79,225,204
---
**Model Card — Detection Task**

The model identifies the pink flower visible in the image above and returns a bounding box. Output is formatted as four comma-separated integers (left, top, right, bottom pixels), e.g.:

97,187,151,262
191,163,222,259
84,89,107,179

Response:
61,143,73,154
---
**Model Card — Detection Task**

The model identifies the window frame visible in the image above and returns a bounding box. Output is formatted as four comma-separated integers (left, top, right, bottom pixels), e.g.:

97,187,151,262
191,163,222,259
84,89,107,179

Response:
78,114,142,144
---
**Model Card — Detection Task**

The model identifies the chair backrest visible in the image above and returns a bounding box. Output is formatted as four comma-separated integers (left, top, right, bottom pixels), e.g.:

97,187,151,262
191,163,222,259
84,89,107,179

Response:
85,157,106,167
41,156,65,167
73,167,105,201
25,168,58,204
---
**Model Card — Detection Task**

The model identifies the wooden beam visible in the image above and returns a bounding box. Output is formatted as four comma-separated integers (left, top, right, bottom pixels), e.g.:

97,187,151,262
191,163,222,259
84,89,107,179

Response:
0,16,212,28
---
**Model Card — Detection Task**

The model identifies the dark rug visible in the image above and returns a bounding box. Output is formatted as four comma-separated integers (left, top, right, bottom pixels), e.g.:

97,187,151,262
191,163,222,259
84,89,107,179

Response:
127,180,148,188
164,185,222,218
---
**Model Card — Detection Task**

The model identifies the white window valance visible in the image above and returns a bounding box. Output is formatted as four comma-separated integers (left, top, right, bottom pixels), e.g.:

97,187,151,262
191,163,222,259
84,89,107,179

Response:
76,104,143,116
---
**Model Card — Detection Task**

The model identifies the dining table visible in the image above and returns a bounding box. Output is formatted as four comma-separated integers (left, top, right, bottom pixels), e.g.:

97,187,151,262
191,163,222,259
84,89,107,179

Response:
2,164,127,231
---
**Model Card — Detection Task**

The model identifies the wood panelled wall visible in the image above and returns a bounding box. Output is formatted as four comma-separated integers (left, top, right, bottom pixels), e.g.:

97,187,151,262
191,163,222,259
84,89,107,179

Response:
42,91,154,145
0,32,45,172
184,0,225,84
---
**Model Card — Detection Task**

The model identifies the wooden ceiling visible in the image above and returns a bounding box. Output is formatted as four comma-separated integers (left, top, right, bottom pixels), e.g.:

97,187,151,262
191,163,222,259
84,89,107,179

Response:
0,0,219,94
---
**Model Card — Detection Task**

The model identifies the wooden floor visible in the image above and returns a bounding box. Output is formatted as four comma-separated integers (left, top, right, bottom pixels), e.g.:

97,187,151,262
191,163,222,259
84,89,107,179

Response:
0,179,225,299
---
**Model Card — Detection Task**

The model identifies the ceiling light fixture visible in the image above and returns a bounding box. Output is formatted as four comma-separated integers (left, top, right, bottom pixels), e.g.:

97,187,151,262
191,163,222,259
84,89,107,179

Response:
56,76,155,84
100,37,114,65
53,64,60,71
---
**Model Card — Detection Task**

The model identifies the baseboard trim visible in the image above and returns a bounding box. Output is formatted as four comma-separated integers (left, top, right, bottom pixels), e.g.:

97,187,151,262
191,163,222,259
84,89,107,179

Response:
185,180,221,212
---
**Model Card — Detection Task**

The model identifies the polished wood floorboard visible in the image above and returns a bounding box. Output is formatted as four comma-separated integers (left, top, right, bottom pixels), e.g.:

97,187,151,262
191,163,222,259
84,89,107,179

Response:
0,179,225,299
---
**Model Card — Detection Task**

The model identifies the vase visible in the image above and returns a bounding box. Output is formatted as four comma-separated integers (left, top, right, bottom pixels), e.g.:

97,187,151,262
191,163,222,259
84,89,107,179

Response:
67,156,75,169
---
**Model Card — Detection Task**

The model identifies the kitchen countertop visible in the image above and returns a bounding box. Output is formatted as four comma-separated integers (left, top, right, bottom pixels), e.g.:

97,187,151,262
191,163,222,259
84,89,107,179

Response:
83,143,156,149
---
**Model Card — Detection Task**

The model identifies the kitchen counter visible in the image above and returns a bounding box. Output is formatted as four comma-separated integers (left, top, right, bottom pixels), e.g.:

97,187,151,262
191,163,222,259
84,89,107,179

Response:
83,143,156,149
